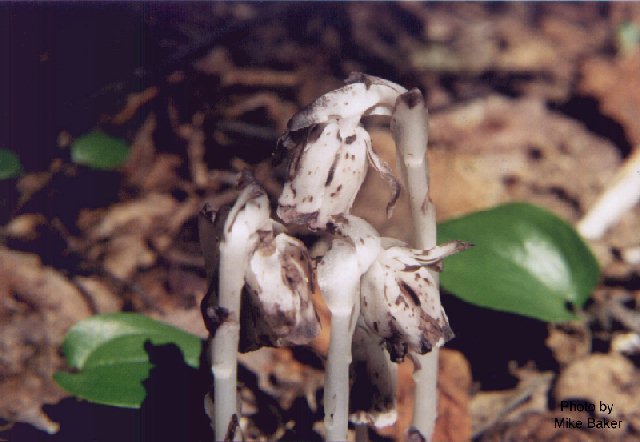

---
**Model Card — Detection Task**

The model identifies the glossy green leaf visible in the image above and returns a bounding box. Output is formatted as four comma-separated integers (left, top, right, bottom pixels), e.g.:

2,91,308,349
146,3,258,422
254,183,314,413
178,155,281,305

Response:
438,203,599,322
54,313,202,408
0,149,22,179
71,131,129,170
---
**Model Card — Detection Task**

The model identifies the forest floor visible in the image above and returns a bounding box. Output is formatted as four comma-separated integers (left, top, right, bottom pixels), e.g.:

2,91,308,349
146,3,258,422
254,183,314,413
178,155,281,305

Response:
1,3,640,441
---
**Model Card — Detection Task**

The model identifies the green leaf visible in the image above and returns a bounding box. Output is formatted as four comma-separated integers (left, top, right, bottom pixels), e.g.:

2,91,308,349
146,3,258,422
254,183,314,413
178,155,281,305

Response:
0,149,22,179
438,203,599,322
54,313,202,408
71,131,130,170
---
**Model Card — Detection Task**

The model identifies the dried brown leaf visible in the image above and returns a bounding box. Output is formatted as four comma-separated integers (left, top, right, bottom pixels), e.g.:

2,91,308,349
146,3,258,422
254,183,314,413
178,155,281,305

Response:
0,248,91,433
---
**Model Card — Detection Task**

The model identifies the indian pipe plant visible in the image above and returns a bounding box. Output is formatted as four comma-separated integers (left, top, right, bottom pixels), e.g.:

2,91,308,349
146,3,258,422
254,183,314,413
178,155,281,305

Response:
199,74,470,440
54,74,600,442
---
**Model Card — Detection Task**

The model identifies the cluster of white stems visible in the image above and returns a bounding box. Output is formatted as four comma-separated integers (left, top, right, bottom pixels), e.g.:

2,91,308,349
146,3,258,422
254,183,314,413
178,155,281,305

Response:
199,74,469,442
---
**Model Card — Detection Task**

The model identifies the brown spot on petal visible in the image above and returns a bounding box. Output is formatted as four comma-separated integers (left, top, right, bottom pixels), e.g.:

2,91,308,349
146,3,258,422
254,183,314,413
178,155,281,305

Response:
345,134,356,144
324,151,341,187
404,265,422,273
399,281,421,307
330,184,343,198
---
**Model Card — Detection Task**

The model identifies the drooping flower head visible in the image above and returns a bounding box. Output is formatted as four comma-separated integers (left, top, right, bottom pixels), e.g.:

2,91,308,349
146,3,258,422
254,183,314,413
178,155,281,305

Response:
277,74,405,230
199,180,319,352
241,227,319,351
360,239,471,362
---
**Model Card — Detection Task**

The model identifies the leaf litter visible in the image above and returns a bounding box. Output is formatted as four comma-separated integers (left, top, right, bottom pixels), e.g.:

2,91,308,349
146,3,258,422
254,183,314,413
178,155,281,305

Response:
2,3,640,440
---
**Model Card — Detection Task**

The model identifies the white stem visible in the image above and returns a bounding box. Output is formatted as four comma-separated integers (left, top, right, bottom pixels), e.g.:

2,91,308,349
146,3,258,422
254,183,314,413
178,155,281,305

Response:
577,148,640,240
392,89,438,440
212,239,249,441
325,309,356,441
318,239,361,441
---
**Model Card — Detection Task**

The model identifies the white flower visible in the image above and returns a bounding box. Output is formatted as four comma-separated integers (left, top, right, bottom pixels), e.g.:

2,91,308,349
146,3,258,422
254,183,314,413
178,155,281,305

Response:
241,229,319,350
360,239,471,362
199,181,319,351
277,122,370,229
277,73,403,230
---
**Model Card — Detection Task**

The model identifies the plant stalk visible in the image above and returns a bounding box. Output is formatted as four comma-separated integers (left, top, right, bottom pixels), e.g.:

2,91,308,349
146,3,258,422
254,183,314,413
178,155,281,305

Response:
211,238,249,441
325,308,355,441
577,147,640,240
318,239,361,442
392,89,438,440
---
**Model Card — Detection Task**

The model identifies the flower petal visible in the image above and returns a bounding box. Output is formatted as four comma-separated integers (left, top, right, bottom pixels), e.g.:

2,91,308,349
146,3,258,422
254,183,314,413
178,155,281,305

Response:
366,142,401,218
277,122,369,229
288,73,406,132
360,242,468,362
240,231,319,351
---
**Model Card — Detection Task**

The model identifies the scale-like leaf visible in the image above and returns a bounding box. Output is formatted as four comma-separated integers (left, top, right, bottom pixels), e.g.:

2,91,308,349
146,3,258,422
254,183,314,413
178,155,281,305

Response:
0,149,22,179
71,131,129,170
54,313,201,408
438,203,599,322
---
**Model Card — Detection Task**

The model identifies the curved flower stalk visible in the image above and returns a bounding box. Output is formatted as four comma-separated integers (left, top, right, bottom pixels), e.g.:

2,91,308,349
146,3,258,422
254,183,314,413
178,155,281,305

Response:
360,239,470,362
277,74,404,230
199,181,319,441
391,87,444,440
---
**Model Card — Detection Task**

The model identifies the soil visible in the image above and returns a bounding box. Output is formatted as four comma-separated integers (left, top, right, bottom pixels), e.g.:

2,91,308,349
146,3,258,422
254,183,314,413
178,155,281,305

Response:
1,3,640,441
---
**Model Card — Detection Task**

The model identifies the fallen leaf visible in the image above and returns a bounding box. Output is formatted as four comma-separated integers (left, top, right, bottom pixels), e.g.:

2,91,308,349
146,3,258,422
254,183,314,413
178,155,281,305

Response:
0,248,91,433
555,353,640,429
580,52,640,145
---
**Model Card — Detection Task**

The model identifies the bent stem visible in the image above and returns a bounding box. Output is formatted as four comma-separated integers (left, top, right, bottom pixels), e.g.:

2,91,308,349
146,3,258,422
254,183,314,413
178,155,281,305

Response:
392,89,438,440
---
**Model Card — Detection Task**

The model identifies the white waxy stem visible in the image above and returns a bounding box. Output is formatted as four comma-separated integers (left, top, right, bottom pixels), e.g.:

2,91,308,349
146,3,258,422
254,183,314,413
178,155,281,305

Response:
577,148,640,240
200,183,272,442
392,89,434,249
277,122,370,229
288,73,407,132
317,237,361,442
242,231,319,349
391,89,438,440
